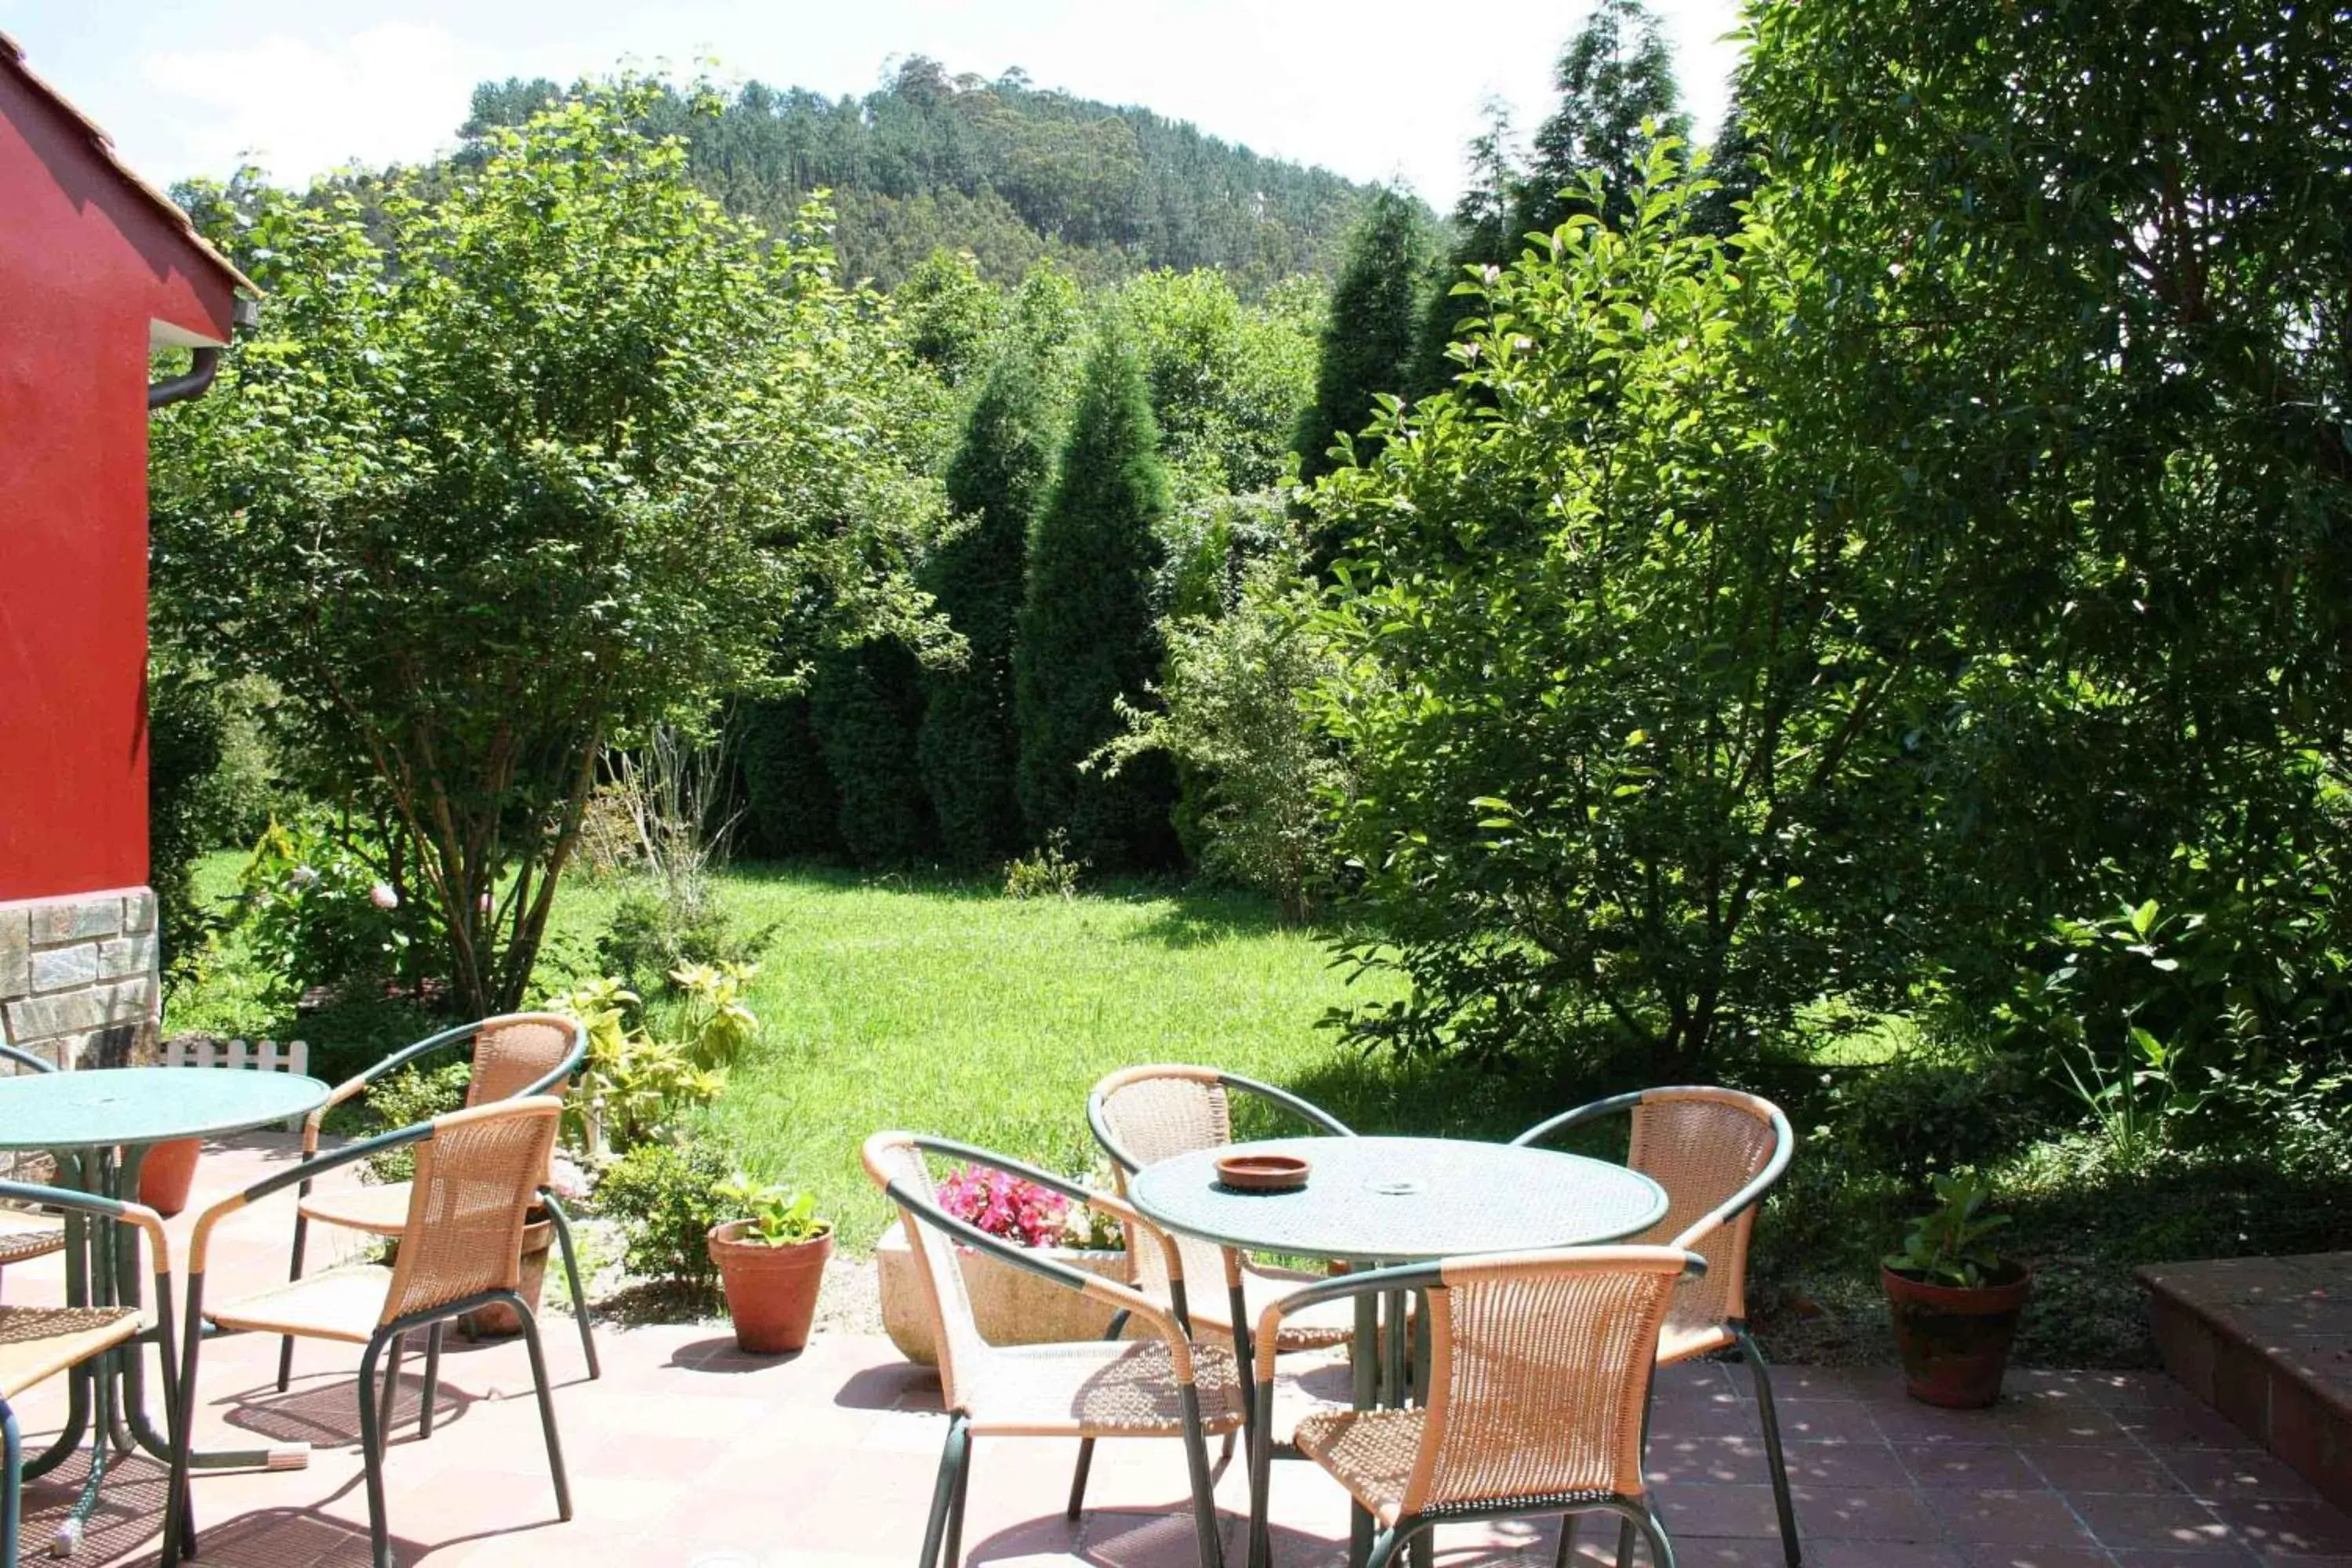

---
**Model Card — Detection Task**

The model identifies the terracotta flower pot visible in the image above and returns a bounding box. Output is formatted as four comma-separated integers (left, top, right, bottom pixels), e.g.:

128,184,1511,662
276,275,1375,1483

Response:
137,1138,203,1218
1883,1261,2034,1408
710,1220,833,1355
459,1216,554,1340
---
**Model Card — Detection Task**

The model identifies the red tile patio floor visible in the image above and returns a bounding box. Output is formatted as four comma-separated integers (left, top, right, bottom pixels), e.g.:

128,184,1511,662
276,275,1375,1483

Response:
6,1136,2351,1568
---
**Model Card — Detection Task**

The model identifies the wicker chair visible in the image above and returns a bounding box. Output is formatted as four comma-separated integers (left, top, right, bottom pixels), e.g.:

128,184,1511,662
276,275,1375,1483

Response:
863,1132,1244,1568
0,1050,67,1294
1082,1066,1359,1515
164,1098,572,1568
278,1013,596,1390
1514,1087,1798,1568
1244,1247,1702,1568
0,1180,175,1568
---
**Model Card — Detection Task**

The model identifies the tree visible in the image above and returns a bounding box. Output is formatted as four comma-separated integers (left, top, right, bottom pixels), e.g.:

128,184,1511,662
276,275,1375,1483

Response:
1092,550,1345,921
1516,0,1691,234
811,640,937,863
920,347,1061,865
1313,157,1945,1075
1412,96,1521,396
1737,0,2352,1022
1013,328,1179,868
1294,189,1433,492
152,82,949,1014
895,246,1004,387
1116,268,1319,506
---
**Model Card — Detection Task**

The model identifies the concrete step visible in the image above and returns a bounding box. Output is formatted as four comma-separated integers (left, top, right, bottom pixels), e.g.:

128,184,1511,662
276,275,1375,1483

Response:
2140,1250,2352,1512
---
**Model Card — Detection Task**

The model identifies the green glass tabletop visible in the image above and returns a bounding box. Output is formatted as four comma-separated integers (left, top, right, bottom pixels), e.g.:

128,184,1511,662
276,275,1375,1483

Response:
0,1067,330,1150
1128,1135,1669,1264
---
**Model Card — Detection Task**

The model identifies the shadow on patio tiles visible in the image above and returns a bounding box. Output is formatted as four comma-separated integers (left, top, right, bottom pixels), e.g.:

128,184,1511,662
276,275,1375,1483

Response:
220,1372,473,1449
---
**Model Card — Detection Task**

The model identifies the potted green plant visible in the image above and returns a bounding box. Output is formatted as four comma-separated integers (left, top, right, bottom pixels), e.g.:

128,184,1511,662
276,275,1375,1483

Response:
1882,1172,2034,1408
707,1178,833,1354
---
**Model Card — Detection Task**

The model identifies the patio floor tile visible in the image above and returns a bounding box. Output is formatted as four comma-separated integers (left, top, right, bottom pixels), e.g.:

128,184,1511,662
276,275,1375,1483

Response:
4,1134,2352,1567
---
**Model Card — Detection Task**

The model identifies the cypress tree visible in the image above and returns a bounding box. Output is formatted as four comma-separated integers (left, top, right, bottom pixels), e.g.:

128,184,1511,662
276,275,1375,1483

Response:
733,695,842,859
1294,188,1433,490
919,348,1058,866
810,639,936,864
1515,0,1690,236
1411,99,1521,397
1013,328,1179,869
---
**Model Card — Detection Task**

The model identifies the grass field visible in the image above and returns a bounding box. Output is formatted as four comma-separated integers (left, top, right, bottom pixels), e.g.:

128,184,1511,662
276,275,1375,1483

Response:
180,858,1580,1250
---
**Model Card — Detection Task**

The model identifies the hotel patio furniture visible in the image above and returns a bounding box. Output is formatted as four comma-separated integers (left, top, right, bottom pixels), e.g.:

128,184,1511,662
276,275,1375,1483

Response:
1244,1247,1703,1568
0,1179,176,1565
163,1097,573,1568
863,1131,1244,1568
1514,1087,1799,1568
1128,1132,1667,1568
279,1012,597,1387
0,1061,326,1553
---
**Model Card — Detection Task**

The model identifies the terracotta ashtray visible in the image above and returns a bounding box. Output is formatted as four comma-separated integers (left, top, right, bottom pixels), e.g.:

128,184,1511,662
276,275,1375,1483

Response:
1215,1152,1310,1192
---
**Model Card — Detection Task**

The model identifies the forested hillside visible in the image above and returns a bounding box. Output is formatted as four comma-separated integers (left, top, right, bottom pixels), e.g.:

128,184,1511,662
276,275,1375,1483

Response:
460,57,1380,293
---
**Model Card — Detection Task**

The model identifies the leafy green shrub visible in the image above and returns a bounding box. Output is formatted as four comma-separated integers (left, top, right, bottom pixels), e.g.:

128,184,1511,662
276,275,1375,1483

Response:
595,887,769,997
590,1134,731,1296
358,1061,472,1184
1820,1052,2044,1186
150,664,281,985
1003,834,1085,902
549,969,753,1153
236,816,434,1001
1091,553,1344,921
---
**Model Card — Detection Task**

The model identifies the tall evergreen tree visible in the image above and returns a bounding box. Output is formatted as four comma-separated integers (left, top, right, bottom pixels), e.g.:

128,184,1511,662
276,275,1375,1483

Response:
1013,328,1179,868
920,349,1059,866
811,639,936,864
1515,0,1691,235
1412,98,1522,397
1294,189,1434,490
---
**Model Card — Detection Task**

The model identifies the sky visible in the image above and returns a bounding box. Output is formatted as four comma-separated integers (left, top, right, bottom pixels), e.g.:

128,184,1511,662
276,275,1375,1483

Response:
2,1,1744,207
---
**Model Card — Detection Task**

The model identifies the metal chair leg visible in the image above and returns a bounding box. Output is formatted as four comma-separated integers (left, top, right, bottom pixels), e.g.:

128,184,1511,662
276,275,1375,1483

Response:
919,1414,970,1568
357,1331,394,1568
514,1298,572,1522
1364,1524,1408,1568
942,1428,972,1568
542,1193,600,1379
1065,1307,1131,1520
377,1331,407,1449
419,1323,445,1439
277,1213,309,1393
2,1394,20,1568
1736,1325,1802,1567
1554,1515,1577,1568
1632,1501,1679,1568
1177,1386,1225,1568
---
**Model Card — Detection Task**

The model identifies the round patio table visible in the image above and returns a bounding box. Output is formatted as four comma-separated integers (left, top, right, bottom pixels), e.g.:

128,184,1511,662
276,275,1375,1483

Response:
1129,1135,1667,1568
0,1065,328,1552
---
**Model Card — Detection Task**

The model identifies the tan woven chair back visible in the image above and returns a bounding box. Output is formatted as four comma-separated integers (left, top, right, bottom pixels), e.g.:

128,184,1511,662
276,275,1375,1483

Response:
463,1014,579,1109
1405,1248,1687,1515
861,1133,990,1412
1094,1067,1233,1299
1625,1088,1780,1326
381,1098,561,1324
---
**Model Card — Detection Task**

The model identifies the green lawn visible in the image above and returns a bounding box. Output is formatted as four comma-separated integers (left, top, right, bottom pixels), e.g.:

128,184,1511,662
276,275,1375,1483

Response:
183,858,1568,1250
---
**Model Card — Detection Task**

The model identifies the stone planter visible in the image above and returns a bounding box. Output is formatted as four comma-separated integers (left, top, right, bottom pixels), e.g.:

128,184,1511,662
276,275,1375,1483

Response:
876,1221,1131,1365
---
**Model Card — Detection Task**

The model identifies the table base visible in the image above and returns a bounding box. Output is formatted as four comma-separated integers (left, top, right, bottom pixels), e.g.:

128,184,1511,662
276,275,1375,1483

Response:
29,1146,307,1559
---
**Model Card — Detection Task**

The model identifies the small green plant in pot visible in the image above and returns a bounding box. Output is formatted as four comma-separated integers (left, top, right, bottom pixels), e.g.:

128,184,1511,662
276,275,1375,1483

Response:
1882,1172,2034,1408
708,1178,833,1355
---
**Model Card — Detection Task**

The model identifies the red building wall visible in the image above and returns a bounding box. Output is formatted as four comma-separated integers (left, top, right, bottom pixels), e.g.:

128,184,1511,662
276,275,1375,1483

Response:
0,62,239,903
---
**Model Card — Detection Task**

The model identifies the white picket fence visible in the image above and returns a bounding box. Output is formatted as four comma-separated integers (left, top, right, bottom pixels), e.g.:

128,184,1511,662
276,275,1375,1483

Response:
163,1037,311,1131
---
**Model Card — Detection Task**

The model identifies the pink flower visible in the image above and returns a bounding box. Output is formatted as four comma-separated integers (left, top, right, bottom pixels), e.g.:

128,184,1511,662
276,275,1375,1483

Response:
937,1164,1068,1249
368,882,398,910
477,892,493,914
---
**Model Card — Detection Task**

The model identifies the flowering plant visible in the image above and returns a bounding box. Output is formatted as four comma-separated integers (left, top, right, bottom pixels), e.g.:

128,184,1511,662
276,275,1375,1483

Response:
937,1165,1069,1250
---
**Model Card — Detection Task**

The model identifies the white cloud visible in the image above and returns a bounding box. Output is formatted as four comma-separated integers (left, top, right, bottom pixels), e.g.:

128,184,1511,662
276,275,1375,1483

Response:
136,23,485,183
